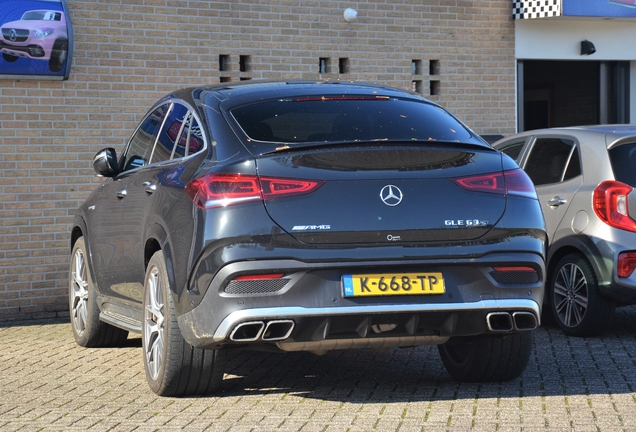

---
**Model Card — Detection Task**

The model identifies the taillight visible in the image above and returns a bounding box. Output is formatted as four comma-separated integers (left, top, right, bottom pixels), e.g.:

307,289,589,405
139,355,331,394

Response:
618,252,636,278
185,173,325,209
452,169,537,199
593,180,636,232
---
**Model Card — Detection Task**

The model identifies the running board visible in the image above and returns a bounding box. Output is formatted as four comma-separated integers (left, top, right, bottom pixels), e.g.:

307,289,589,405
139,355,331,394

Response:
100,311,142,333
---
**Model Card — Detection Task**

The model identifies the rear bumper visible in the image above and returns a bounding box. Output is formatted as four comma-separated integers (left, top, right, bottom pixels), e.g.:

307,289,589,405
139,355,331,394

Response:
211,298,541,341
549,233,636,305
179,298,541,351
177,251,545,350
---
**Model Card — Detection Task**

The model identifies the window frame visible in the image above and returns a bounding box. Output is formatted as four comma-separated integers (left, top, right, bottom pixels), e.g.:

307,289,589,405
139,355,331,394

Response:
520,135,582,186
117,99,207,176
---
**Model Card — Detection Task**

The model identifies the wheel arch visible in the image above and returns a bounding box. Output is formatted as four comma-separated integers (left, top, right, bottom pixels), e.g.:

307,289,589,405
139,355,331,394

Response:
70,216,101,295
144,223,180,302
71,225,84,251
546,235,611,304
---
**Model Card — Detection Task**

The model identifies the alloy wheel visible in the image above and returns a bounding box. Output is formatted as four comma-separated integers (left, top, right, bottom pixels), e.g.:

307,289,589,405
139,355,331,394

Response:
144,266,165,380
553,262,589,328
70,248,89,336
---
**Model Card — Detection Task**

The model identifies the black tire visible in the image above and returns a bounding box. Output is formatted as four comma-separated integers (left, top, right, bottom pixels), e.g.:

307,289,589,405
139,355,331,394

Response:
48,38,68,72
549,253,615,337
142,250,226,396
2,52,18,62
69,237,129,347
438,331,533,382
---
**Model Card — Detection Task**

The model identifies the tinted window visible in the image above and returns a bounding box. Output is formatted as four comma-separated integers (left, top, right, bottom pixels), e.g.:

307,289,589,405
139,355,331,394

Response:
524,138,579,186
610,143,636,187
230,97,472,144
120,105,168,172
170,113,204,158
498,140,525,162
151,104,190,164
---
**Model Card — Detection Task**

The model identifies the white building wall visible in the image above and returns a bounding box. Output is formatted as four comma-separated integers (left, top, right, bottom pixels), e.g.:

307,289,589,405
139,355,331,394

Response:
516,19,636,60
516,18,636,122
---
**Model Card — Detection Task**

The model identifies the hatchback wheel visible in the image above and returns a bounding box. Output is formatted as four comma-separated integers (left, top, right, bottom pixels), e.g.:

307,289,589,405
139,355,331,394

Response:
143,250,226,396
549,253,615,337
69,237,128,347
438,331,533,382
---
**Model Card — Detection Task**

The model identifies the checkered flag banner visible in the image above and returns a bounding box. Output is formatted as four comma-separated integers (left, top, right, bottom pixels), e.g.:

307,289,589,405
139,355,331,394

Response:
513,0,561,19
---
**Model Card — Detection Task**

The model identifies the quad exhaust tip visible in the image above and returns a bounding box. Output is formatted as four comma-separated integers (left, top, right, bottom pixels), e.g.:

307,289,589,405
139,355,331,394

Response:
512,311,538,331
229,320,295,342
486,311,538,332
229,321,265,342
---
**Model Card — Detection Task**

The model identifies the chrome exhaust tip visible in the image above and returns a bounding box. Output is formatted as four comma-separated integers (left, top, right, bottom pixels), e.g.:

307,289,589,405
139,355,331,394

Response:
486,312,513,332
262,320,295,341
512,311,538,331
229,321,265,341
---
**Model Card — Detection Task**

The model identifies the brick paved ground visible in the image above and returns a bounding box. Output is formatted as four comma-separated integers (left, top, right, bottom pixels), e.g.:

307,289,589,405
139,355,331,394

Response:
2,307,636,431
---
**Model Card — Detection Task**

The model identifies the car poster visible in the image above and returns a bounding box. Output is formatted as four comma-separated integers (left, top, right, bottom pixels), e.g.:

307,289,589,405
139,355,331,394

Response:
563,0,636,17
0,0,72,80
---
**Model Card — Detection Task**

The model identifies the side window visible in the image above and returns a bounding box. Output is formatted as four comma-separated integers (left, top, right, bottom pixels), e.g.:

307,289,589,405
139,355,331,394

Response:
524,138,578,186
498,140,525,162
120,105,169,172
169,111,204,159
151,104,189,164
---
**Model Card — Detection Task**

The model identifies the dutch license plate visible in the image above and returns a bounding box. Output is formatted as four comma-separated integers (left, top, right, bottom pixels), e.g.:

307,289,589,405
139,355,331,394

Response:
342,273,445,297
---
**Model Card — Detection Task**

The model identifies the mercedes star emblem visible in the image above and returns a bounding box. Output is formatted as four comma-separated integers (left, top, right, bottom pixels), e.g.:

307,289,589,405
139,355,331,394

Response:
380,185,403,207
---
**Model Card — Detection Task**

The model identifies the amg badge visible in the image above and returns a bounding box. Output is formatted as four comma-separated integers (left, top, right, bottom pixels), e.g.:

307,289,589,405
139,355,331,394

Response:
292,225,331,231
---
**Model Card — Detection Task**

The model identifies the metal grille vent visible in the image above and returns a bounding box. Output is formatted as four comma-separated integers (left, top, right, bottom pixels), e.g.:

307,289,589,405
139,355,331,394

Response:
490,270,539,285
225,279,290,294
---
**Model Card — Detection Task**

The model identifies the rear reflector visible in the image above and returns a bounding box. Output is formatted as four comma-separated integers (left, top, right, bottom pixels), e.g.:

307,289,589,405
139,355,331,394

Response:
618,252,636,278
185,173,325,209
452,169,537,199
490,266,539,284
593,180,636,233
234,273,285,281
492,266,535,272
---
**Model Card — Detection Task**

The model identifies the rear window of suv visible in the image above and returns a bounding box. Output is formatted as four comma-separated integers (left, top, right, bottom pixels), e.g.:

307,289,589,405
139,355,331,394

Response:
230,96,472,144
610,143,636,187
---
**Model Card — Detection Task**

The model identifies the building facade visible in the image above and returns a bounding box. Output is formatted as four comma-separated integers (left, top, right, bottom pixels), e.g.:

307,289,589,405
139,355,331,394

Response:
513,0,636,129
0,0,517,321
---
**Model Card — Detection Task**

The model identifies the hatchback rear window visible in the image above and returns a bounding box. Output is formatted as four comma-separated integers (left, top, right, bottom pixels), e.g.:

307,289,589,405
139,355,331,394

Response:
610,143,636,187
230,97,472,144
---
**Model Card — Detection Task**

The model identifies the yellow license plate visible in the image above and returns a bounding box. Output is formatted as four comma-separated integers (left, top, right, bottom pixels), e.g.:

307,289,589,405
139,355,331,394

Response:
342,273,445,297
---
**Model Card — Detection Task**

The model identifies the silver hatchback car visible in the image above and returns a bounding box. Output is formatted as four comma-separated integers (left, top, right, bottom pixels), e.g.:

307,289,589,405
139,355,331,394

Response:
494,126,636,337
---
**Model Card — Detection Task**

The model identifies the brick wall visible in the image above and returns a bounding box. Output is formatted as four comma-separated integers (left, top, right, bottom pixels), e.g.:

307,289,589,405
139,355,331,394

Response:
0,0,516,321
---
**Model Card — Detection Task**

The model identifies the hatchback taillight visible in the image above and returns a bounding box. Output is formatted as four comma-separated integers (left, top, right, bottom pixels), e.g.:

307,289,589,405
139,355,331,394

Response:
452,169,537,199
185,173,325,209
593,180,636,232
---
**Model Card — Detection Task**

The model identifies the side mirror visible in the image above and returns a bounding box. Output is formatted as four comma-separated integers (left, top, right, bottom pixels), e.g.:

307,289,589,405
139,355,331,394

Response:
93,148,119,177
